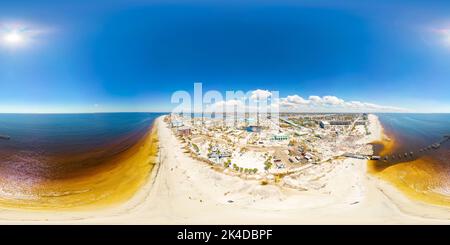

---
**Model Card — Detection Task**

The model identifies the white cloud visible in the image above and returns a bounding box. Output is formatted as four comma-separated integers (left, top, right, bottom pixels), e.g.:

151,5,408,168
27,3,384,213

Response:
214,99,243,107
285,95,310,105
345,100,365,108
308,95,322,104
250,89,272,100
279,94,408,112
322,95,344,105
278,100,295,107
208,99,246,112
201,89,409,113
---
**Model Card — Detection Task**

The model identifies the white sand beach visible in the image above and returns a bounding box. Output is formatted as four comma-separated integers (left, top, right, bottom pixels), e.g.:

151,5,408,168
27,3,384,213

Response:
0,114,449,224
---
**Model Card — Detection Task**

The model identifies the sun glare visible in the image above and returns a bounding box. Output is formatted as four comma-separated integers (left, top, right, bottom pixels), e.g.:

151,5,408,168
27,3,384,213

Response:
445,30,450,46
434,28,450,48
1,26,31,48
3,31,24,44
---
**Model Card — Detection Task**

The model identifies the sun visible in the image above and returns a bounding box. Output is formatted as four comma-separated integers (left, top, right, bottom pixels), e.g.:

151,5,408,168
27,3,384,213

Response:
4,32,24,43
3,31,24,45
1,23,44,49
1,27,29,47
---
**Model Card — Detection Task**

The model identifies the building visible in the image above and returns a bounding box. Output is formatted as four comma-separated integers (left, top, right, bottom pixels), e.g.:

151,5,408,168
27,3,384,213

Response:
328,120,367,126
354,120,367,126
304,152,314,161
272,133,289,141
208,145,231,161
171,120,184,128
319,120,330,129
294,130,308,136
246,125,262,132
177,126,191,136
288,157,298,163
330,121,351,126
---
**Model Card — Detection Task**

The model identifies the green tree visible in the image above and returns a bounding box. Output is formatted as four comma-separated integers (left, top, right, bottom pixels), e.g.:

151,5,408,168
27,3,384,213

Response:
264,161,272,171
224,159,231,168
192,143,199,153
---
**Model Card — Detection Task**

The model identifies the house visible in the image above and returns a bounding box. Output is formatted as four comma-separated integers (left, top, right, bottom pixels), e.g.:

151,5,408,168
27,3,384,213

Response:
208,145,231,162
171,120,184,128
304,152,314,161
288,157,299,164
246,125,262,132
177,126,191,136
208,152,219,158
319,120,330,129
272,133,289,141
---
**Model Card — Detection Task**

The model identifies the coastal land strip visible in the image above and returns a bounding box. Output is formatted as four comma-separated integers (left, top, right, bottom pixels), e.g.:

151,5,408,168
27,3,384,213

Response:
0,115,449,224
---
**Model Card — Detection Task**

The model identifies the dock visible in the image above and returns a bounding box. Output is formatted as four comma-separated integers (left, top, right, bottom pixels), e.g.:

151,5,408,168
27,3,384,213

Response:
377,134,449,164
343,153,379,160
344,134,449,164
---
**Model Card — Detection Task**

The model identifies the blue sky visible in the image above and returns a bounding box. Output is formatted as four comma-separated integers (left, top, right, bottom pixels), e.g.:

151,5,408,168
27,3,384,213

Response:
0,0,450,113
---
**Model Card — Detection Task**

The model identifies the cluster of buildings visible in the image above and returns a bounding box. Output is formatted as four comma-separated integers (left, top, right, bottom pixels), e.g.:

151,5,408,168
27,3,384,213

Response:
166,112,371,178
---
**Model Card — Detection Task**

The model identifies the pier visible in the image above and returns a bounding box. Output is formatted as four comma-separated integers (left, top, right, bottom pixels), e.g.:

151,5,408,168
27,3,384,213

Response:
378,135,449,164
343,153,382,160
345,135,450,164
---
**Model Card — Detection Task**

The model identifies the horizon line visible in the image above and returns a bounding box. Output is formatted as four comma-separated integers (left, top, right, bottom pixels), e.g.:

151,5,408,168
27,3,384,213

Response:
1,111,450,115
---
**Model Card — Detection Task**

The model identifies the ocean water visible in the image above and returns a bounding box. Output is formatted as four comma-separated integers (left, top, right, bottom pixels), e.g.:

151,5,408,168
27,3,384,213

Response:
0,113,159,153
378,114,450,150
371,113,450,205
0,113,162,209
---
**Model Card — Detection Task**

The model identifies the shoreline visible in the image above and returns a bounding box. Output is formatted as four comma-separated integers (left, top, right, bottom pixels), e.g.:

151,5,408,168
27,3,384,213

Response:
0,115,449,224
0,121,159,214
366,115,450,219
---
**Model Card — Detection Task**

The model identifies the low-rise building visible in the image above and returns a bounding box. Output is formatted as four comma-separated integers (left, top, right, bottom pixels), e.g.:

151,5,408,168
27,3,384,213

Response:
246,125,262,132
171,120,184,128
177,126,191,136
272,133,289,141
304,152,314,161
319,120,330,129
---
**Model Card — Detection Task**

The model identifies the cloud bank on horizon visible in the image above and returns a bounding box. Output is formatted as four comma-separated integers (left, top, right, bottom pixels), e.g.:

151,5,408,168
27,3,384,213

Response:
206,89,409,113
278,94,408,112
